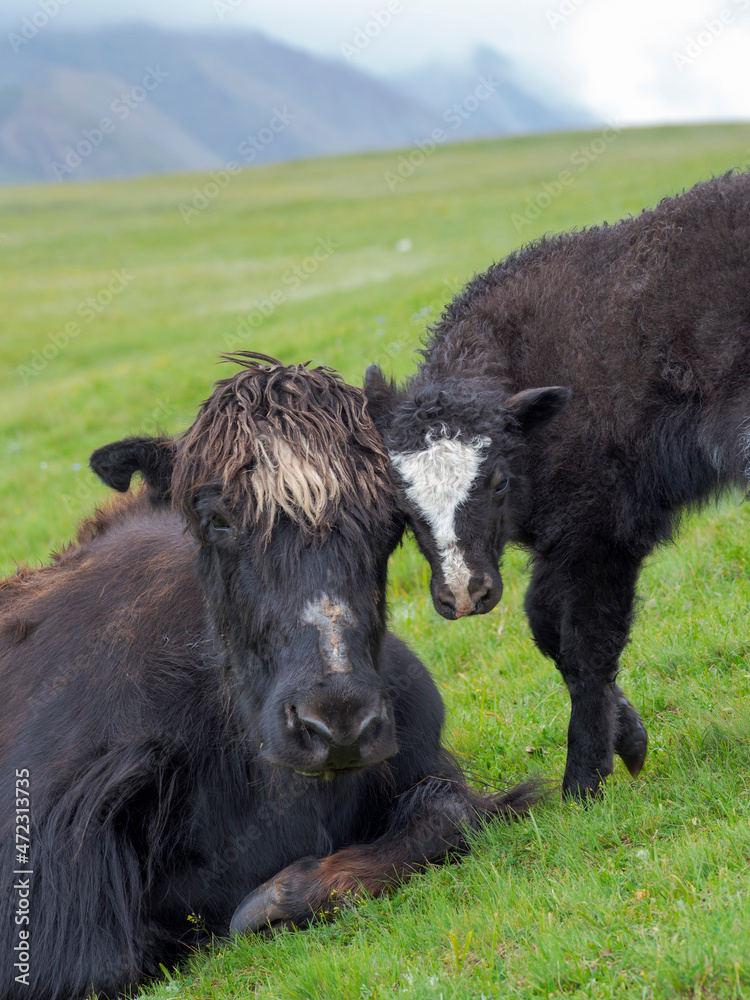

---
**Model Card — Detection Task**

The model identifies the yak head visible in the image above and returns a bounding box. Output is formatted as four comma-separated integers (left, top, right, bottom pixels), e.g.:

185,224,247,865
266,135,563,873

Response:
91,354,405,780
364,365,570,619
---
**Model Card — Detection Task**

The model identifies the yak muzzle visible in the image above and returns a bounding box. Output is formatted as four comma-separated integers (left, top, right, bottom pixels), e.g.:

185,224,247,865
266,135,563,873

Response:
433,571,502,619
263,682,397,777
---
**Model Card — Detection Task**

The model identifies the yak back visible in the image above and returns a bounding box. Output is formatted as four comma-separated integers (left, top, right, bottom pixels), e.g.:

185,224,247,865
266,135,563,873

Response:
425,171,750,419
0,490,219,818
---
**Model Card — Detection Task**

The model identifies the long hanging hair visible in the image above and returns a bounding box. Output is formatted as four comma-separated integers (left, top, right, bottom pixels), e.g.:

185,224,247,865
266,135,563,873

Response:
170,353,396,542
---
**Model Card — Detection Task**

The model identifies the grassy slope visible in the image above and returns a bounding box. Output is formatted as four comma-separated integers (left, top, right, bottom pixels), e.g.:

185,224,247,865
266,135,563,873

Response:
2,123,750,999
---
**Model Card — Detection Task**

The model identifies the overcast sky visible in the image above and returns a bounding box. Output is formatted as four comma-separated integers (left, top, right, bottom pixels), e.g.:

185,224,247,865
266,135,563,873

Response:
3,0,749,125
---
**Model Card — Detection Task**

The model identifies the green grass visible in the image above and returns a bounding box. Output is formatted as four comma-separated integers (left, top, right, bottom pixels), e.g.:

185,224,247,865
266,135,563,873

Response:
3,122,750,999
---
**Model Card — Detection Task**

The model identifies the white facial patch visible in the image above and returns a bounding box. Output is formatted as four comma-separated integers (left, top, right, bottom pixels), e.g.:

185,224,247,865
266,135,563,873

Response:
301,597,355,674
390,434,491,614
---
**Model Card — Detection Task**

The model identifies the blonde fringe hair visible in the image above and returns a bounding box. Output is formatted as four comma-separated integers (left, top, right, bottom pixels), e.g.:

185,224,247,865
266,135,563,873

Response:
171,354,394,539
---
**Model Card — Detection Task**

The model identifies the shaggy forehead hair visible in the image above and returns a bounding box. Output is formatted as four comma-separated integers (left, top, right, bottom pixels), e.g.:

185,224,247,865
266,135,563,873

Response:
171,353,395,540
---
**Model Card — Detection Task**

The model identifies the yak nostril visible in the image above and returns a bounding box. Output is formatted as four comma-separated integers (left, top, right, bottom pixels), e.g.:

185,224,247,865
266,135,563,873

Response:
278,698,396,773
298,709,383,746
353,707,385,742
467,574,492,606
297,712,335,743
436,586,458,617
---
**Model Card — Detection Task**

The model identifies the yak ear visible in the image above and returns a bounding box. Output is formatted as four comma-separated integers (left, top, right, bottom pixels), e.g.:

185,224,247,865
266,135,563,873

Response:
89,436,176,503
364,364,399,432
505,386,571,436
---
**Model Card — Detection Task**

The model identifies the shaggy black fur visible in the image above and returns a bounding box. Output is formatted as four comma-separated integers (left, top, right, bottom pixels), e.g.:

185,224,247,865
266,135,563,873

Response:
365,170,750,799
0,358,536,999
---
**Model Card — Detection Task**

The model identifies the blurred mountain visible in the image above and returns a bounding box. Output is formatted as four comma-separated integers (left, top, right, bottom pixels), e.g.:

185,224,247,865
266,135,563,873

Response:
0,27,591,184
393,46,593,137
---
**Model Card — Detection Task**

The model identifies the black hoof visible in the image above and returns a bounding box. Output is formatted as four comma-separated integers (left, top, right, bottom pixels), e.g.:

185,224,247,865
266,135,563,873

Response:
230,857,321,936
230,882,285,936
614,723,648,777
613,690,648,777
561,771,609,803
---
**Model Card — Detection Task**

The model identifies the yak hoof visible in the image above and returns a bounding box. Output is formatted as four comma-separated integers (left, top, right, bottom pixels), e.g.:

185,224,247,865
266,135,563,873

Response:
230,856,322,935
615,723,648,777
561,774,606,803
614,693,648,777
230,881,287,936
562,759,612,802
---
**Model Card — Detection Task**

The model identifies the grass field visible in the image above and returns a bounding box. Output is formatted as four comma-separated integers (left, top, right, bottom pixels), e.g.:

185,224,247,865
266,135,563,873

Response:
3,122,750,999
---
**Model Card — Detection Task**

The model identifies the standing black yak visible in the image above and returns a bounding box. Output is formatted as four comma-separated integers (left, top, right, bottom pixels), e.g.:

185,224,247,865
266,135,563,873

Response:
364,170,750,800
0,355,534,1000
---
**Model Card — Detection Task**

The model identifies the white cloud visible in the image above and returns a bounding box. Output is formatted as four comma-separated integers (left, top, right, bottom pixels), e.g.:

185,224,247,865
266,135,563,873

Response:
559,0,750,123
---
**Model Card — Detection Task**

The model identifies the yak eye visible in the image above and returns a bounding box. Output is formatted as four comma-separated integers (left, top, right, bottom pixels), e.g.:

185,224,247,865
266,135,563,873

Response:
209,513,232,532
493,478,509,496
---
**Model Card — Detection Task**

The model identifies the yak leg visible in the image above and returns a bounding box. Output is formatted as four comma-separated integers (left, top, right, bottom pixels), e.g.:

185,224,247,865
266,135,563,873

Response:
525,556,647,781
525,550,646,799
230,776,537,935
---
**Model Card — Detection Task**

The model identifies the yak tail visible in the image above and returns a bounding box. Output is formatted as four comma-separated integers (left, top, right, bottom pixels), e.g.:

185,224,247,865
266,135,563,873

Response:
474,777,553,821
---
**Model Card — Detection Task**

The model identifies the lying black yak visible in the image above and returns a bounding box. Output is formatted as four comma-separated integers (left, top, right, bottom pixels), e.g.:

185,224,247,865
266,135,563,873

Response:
0,355,534,1000
365,170,750,800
